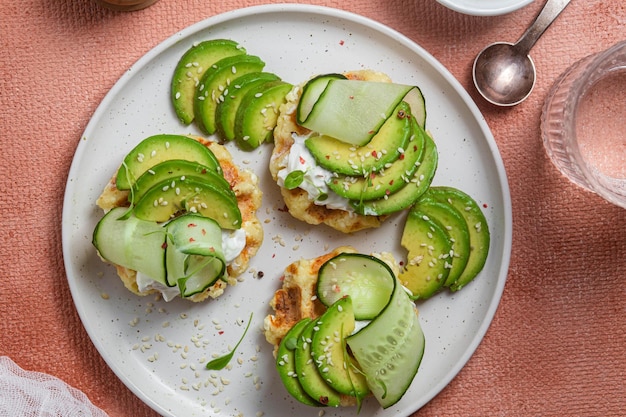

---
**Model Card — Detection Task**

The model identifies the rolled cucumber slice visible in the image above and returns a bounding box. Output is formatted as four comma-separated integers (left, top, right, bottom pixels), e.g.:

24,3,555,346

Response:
165,214,226,297
347,274,425,408
316,253,395,320
296,73,347,124
92,207,167,285
298,78,425,146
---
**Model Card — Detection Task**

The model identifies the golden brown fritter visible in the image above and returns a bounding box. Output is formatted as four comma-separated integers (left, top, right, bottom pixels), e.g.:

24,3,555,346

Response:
269,70,394,233
96,137,263,302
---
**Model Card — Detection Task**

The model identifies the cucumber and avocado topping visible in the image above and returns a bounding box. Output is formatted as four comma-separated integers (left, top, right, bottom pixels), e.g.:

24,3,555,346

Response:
171,40,292,150
305,101,414,176
276,252,425,409
285,73,437,217
93,134,246,299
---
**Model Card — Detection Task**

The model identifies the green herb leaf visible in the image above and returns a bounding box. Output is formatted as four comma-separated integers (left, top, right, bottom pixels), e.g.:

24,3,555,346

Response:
205,312,253,371
284,170,305,190
316,192,328,202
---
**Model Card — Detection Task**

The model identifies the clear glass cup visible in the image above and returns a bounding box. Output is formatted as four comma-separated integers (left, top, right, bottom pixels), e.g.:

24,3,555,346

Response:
541,40,626,208
95,0,160,11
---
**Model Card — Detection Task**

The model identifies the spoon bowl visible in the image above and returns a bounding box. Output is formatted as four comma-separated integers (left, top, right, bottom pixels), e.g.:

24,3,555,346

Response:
472,0,571,106
473,42,536,106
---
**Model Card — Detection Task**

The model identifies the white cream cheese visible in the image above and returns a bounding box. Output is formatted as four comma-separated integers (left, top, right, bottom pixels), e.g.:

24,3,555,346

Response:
136,228,247,301
276,133,353,211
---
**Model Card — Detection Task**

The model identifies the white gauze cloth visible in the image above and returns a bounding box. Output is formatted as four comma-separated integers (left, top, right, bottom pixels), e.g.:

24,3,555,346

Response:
0,356,108,416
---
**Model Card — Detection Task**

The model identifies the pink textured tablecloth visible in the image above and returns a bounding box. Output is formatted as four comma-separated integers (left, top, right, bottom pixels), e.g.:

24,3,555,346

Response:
1,0,625,416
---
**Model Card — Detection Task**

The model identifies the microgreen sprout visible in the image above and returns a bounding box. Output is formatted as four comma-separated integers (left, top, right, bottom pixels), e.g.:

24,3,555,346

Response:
206,312,254,370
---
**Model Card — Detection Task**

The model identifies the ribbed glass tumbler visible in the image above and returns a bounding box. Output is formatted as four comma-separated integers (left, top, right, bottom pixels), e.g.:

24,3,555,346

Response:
541,40,626,208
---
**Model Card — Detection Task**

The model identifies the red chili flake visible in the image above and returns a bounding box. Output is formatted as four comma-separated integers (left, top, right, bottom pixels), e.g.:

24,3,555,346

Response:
368,130,375,134
201,228,207,236
371,150,378,158
339,40,345,46
397,110,407,119
349,95,354,100
399,260,405,266
257,271,265,279
218,331,224,335
189,237,196,242
318,396,329,405
413,145,418,151
201,169,207,174
399,154,405,160
389,180,394,185
187,223,197,228
161,242,168,249
272,254,276,258
385,189,391,195
325,155,331,160
299,156,306,165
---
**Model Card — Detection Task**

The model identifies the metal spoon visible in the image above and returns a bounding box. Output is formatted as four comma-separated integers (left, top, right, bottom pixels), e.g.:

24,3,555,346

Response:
472,0,571,106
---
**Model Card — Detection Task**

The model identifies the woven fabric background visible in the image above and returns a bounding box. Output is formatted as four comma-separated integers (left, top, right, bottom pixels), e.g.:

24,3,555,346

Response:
1,0,625,416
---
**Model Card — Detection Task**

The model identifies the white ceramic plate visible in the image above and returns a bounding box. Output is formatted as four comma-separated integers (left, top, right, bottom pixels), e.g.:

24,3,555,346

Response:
62,4,512,417
436,0,533,16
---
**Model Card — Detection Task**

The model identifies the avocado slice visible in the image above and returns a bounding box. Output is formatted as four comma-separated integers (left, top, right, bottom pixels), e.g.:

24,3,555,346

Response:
351,132,438,216
294,318,342,407
398,206,452,300
310,297,369,398
215,72,281,141
305,101,413,176
413,195,471,288
194,54,266,134
275,318,321,406
171,39,246,125
426,186,490,291
115,134,221,191
133,176,241,229
131,159,231,204
234,80,293,151
327,116,425,201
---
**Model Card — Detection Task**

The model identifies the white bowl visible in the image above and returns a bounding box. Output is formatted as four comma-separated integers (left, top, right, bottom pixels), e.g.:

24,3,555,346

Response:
436,0,534,16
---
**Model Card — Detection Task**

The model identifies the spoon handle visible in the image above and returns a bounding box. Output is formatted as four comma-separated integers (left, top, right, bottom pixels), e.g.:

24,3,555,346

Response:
514,0,571,54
